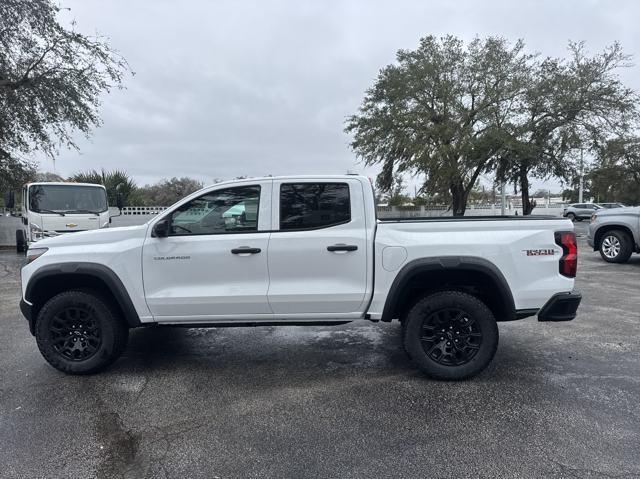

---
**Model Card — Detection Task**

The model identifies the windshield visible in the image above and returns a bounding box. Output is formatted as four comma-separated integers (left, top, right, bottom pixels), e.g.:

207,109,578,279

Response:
28,185,108,213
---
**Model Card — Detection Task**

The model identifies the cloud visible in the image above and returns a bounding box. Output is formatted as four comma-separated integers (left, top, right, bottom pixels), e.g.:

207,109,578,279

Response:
40,0,640,193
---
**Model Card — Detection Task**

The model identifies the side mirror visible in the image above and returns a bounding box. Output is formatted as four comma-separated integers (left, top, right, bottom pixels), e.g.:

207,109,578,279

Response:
116,192,124,211
152,218,170,238
4,191,15,209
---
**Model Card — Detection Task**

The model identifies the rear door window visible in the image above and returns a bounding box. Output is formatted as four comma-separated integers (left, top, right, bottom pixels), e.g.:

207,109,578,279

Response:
279,183,350,230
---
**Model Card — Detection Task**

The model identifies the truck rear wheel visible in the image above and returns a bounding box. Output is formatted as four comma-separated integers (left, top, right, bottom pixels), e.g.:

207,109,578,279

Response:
16,229,26,253
403,291,498,380
35,290,128,375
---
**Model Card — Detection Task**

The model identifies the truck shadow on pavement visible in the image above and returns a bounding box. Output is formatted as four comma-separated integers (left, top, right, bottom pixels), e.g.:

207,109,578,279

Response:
112,321,543,384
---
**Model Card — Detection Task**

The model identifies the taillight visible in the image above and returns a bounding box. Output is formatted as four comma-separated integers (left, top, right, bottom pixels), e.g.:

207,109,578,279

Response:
555,231,577,278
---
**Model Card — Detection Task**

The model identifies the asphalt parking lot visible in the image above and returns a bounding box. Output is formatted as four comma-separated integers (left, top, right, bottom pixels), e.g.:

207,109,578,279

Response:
1,223,639,479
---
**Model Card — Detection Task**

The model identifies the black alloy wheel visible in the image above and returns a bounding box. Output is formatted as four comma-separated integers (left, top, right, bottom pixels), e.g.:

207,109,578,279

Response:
49,305,103,361
420,307,482,366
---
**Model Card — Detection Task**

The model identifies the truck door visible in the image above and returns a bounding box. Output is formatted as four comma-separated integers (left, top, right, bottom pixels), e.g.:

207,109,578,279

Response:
142,180,273,321
267,179,369,316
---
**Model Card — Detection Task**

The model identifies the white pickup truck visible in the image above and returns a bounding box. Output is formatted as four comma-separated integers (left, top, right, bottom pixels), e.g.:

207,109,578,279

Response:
20,175,581,379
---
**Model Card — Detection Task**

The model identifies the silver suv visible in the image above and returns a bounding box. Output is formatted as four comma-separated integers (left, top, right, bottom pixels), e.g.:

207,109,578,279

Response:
563,203,602,222
588,207,640,263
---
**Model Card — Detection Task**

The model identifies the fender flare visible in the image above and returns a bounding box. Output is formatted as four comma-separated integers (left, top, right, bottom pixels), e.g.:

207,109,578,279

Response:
380,256,517,322
25,262,142,329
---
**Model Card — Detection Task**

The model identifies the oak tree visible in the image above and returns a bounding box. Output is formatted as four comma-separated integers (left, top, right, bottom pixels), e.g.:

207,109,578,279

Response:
0,0,130,191
346,35,531,215
503,42,638,214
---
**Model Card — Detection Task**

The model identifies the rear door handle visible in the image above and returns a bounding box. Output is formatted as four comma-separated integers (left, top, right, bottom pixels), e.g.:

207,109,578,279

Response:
327,244,358,252
231,247,261,255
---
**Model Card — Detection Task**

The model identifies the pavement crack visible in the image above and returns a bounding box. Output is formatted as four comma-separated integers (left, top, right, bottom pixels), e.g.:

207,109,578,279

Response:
95,408,141,479
550,459,640,479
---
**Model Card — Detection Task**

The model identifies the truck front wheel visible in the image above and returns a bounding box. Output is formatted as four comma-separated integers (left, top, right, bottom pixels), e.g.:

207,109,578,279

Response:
599,230,633,263
16,229,26,253
403,291,498,380
35,290,128,375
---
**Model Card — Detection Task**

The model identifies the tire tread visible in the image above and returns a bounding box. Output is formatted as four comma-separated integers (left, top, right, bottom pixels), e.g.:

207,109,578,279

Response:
402,290,498,380
35,290,128,375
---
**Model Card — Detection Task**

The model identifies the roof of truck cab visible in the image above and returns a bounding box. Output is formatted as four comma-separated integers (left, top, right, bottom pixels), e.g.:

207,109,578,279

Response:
204,174,370,188
25,182,107,188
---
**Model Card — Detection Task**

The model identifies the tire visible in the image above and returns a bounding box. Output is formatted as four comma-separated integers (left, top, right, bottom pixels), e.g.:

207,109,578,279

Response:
566,213,576,222
599,230,633,263
35,290,128,374
403,291,499,380
400,318,412,359
16,229,26,253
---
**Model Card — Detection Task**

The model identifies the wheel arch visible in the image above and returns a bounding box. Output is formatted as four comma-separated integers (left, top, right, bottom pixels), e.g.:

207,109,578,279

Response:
380,256,517,323
25,263,141,334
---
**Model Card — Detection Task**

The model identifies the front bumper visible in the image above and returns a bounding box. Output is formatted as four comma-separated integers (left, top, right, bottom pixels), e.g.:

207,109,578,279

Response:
538,291,582,322
20,299,35,335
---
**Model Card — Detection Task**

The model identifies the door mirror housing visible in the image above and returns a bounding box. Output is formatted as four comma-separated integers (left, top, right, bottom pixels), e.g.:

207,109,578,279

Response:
152,218,170,238
3,190,15,209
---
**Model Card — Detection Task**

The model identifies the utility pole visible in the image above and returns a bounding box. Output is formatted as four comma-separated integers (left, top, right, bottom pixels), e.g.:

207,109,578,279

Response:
578,148,584,203
500,181,506,215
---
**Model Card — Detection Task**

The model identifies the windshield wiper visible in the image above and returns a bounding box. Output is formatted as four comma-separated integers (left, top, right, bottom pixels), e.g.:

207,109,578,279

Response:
34,208,65,216
63,209,101,216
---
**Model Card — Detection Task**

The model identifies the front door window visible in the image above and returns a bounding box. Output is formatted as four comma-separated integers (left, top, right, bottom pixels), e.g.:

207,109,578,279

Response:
169,185,260,235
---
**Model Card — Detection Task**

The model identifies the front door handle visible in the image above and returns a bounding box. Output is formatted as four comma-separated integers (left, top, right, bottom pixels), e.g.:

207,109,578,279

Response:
231,247,261,255
327,244,358,252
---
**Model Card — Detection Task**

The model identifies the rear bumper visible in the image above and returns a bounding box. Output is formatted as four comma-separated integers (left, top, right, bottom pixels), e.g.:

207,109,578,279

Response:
538,291,582,322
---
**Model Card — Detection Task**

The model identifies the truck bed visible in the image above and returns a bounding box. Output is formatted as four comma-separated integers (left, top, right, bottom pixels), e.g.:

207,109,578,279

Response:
367,215,575,319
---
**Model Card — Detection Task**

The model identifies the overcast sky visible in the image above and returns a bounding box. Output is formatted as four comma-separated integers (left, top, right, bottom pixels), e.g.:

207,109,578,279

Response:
43,0,640,192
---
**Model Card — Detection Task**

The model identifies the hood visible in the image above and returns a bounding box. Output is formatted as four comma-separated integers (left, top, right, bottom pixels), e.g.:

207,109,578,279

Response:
36,213,107,232
34,224,149,248
596,206,640,217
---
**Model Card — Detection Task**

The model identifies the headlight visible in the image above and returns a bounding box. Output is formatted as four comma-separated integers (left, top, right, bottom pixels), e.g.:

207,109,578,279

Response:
26,247,48,264
30,223,43,241
590,214,598,223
